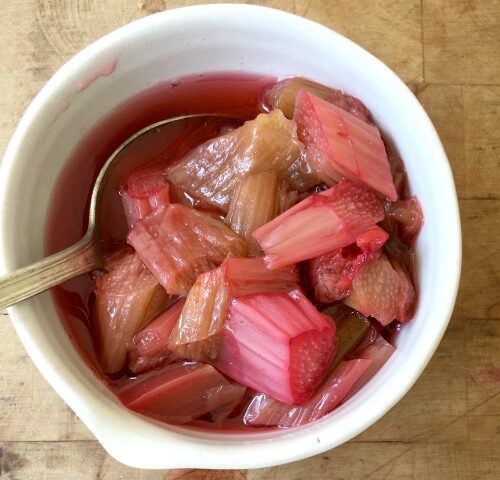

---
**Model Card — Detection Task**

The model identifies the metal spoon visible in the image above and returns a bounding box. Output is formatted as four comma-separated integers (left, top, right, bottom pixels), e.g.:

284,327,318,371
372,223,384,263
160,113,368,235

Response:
0,114,228,310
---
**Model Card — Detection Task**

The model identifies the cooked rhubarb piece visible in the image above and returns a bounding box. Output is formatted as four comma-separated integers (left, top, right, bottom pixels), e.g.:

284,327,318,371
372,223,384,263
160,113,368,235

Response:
294,90,397,201
343,255,416,325
169,258,300,362
385,196,423,246
225,170,280,255
351,321,381,355
169,267,229,362
357,225,390,252
383,234,417,283
285,150,321,192
243,359,371,427
207,388,250,425
253,180,385,269
223,256,300,297
277,179,298,212
128,299,185,374
119,168,170,228
118,362,246,424
215,289,336,405
94,250,173,374
348,335,395,396
385,141,409,198
306,245,378,303
322,303,371,369
393,261,417,322
166,110,301,211
265,77,335,118
264,77,371,123
128,203,247,296
329,89,371,124
306,225,388,303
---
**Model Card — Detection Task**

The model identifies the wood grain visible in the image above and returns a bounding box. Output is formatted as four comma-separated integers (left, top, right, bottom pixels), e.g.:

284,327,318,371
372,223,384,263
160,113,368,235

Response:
423,0,500,84
1,0,500,479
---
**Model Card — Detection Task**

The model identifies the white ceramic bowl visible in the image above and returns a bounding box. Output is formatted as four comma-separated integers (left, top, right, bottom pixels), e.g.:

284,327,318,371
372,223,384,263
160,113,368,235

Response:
0,4,461,470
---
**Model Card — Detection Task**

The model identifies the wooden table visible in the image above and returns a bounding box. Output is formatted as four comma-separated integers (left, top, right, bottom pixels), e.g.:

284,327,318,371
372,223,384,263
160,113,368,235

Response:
1,1,499,478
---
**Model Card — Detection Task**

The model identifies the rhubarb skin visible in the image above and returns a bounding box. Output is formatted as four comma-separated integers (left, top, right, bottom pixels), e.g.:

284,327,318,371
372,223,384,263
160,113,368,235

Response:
166,110,301,212
94,250,173,374
128,299,185,374
215,289,336,405
169,258,300,363
168,267,229,362
253,180,385,269
117,362,246,424
119,168,170,228
243,359,371,427
294,90,397,201
128,203,247,296
225,170,280,255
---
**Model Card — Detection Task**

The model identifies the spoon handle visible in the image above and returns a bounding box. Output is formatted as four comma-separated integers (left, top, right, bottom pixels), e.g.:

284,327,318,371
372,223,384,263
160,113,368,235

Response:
0,236,102,310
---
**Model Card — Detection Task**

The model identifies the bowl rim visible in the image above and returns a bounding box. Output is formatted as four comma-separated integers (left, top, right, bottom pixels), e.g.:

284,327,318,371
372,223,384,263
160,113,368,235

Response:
0,3,462,469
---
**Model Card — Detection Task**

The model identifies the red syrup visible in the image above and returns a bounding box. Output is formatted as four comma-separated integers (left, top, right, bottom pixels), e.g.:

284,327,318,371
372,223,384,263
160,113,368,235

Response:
45,72,276,383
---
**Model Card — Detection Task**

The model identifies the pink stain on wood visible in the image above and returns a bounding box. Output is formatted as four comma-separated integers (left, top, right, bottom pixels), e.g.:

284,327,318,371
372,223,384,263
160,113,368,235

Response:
75,59,118,92
469,366,500,384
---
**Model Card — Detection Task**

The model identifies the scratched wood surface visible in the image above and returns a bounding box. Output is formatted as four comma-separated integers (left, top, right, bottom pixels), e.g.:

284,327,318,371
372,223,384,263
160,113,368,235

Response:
0,1,499,479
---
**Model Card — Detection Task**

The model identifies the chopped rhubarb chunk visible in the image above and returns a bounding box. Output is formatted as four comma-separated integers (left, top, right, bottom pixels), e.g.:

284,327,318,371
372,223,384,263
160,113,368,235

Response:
265,77,335,118
348,335,395,396
306,226,388,303
306,244,380,303
225,171,280,255
329,89,371,123
128,299,185,374
356,225,389,252
94,250,173,374
169,258,300,362
385,142,409,198
118,362,246,424
128,203,247,296
394,262,417,322
169,267,229,362
383,234,417,284
223,257,300,297
264,77,371,123
119,168,170,228
166,110,301,211
253,180,384,269
277,179,299,212
344,255,416,325
385,196,423,246
322,303,371,369
294,90,397,201
215,290,336,405
285,149,321,192
243,359,371,427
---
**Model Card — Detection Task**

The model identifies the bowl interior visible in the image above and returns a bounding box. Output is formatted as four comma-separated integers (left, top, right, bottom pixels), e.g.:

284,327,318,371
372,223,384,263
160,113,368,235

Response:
0,5,461,469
